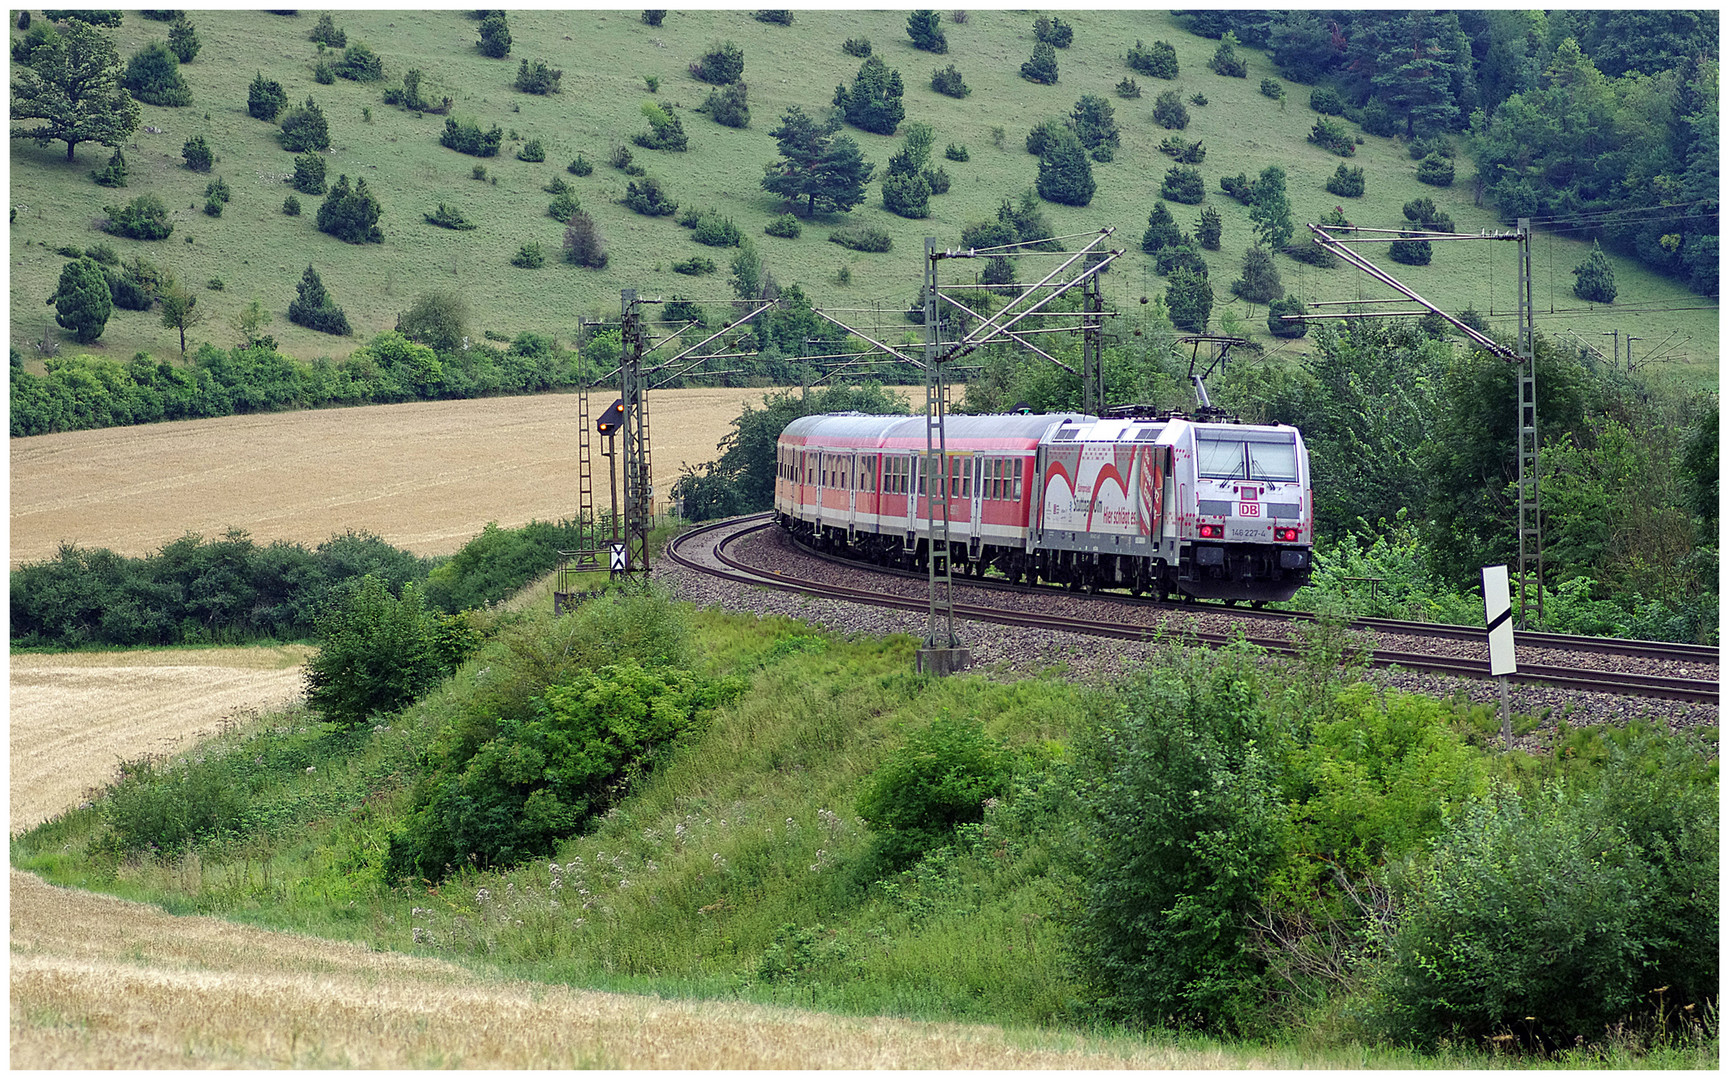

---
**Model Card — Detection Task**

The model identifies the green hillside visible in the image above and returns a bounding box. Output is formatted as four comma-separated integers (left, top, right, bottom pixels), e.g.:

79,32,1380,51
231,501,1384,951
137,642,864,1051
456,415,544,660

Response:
9,9,1718,383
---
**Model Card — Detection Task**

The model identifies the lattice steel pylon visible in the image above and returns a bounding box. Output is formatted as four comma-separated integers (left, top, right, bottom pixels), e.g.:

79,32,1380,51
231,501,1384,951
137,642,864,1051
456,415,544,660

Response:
1515,217,1541,625
920,236,965,673
553,382,605,613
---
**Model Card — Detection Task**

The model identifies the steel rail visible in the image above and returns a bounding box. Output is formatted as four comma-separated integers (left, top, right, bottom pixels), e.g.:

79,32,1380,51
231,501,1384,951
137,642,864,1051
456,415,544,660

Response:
667,516,1717,704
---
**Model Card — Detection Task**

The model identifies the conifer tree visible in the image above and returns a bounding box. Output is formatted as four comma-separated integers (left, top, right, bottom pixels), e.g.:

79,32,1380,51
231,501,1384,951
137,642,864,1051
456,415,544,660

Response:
1230,246,1284,304
1572,240,1617,303
47,256,112,343
287,264,351,334
1035,127,1093,206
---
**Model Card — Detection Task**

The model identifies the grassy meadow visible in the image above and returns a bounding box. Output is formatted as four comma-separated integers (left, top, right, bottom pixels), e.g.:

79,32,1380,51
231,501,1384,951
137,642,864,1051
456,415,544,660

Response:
9,9,1718,388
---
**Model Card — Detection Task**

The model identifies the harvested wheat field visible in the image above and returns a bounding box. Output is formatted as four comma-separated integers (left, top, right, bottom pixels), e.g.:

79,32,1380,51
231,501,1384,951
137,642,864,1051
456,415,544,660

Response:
7,648,1217,1068
12,869,1252,1069
9,646,313,834
10,386,895,568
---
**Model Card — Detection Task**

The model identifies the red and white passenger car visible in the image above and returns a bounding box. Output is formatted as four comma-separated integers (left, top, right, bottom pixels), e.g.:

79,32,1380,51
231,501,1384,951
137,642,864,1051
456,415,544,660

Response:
774,411,1314,602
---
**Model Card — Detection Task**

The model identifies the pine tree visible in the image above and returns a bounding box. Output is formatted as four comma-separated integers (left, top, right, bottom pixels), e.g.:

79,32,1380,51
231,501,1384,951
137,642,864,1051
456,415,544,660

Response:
1035,127,1093,206
1230,246,1284,304
1166,266,1212,332
1572,240,1617,303
477,12,511,58
1196,206,1223,250
317,174,384,244
47,256,112,343
248,71,287,121
761,105,875,216
287,264,351,334
167,15,199,63
1068,93,1119,161
1021,40,1058,84
906,10,946,53
278,96,330,152
833,55,904,135
1141,201,1180,254
10,20,141,161
1248,164,1293,251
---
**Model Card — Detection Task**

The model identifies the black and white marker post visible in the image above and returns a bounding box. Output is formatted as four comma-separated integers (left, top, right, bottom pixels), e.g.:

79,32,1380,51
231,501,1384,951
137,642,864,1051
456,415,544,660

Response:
1482,565,1517,748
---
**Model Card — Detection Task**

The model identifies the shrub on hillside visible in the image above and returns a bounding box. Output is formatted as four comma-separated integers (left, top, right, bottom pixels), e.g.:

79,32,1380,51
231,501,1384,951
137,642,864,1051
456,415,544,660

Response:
1033,14,1073,47
828,225,891,252
1209,30,1247,77
1231,245,1283,304
944,142,968,162
316,174,383,244
423,202,476,230
278,96,331,152
510,241,544,268
48,257,112,344
835,55,905,135
691,212,741,247
567,153,593,176
440,117,502,157
1020,41,1058,85
303,575,443,730
282,194,301,215
906,9,945,53
1326,163,1365,197
701,81,749,128
931,63,968,98
287,263,351,334
90,149,127,187
1166,265,1212,331
477,12,510,58
690,39,743,84
1140,201,1180,254
1389,232,1431,265
1036,127,1094,206
313,57,334,84
642,9,665,26
634,102,688,151
1415,153,1454,187
1116,76,1141,98
291,151,326,194
621,176,677,216
386,657,745,879
842,36,871,58
1260,77,1283,99
1309,116,1355,156
1158,134,1205,163
856,715,1015,872
512,58,561,95
563,211,608,267
102,194,173,240
335,41,383,81
547,189,580,222
181,134,213,171
395,288,469,353
517,138,545,162
1267,295,1307,336
671,255,716,275
1309,85,1344,115
1160,164,1205,204
1126,38,1177,78
308,12,344,47
122,40,191,106
764,212,801,238
1152,89,1188,130
1219,172,1255,204
247,71,287,121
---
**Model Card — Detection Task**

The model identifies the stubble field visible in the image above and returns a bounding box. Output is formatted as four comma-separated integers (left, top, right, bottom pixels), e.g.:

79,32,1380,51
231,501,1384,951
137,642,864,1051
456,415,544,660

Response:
8,385,857,568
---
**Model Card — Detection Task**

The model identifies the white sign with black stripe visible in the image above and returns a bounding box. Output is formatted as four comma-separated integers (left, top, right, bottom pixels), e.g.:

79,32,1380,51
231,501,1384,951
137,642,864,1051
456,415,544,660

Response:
610,542,628,572
1482,564,1516,675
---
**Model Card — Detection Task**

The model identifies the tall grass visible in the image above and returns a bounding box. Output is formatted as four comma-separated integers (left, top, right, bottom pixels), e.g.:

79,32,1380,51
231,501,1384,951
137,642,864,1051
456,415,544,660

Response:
9,10,1716,386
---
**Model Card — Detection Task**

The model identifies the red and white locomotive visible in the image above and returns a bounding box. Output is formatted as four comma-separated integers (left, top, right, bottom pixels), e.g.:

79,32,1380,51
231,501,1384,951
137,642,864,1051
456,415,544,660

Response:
773,410,1313,602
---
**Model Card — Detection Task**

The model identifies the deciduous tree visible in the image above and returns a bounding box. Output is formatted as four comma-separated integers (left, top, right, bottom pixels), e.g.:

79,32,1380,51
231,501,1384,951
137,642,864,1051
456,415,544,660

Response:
10,19,140,161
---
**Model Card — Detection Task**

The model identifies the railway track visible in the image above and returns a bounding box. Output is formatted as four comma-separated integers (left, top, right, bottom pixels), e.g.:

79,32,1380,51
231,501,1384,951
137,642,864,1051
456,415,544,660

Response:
667,514,1718,705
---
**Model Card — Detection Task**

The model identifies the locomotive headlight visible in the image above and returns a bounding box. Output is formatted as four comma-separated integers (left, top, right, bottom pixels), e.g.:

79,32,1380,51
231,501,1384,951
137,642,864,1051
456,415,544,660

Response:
1275,527,1300,542
1199,524,1222,539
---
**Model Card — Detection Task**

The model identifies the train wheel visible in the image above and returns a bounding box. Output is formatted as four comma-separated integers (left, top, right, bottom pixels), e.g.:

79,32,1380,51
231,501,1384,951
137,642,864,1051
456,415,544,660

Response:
1252,600,1266,610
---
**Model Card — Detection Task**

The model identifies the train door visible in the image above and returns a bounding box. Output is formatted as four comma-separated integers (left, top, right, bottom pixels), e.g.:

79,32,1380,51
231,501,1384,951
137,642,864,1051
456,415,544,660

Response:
909,451,925,538
968,455,984,557
846,452,858,539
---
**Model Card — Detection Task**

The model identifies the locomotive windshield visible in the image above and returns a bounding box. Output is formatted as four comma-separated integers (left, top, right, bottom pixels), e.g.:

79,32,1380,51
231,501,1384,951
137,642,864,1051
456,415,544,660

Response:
1196,431,1299,482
